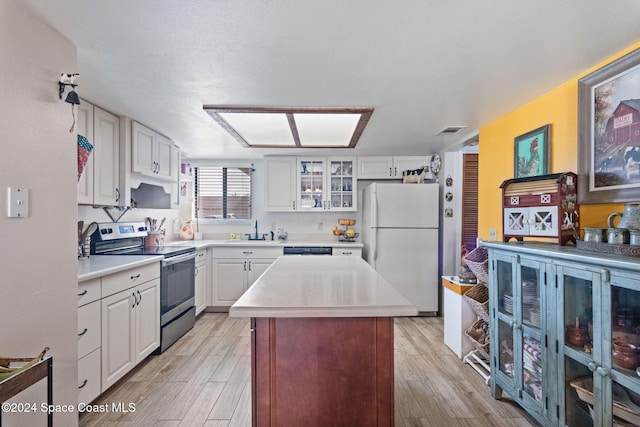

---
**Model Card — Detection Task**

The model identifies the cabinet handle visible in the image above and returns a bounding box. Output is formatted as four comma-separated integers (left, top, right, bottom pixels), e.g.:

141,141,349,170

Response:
132,292,136,308
137,290,142,306
596,366,610,377
248,261,252,271
78,328,88,337
394,166,397,176
195,266,199,277
130,273,141,280
78,379,88,389
115,188,120,203
389,167,392,177
78,290,88,297
243,261,247,271
293,200,296,210
343,251,352,255
243,251,253,255
156,163,161,174
588,362,598,372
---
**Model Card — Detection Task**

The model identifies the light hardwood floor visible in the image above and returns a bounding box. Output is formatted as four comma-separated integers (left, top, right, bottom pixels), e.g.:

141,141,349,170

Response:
79,314,538,426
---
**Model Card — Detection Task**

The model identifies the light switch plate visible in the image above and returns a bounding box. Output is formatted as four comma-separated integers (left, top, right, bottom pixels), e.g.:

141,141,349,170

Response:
7,187,29,218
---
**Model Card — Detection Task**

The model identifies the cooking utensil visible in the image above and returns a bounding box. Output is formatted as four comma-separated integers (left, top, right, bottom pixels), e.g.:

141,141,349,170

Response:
80,222,98,257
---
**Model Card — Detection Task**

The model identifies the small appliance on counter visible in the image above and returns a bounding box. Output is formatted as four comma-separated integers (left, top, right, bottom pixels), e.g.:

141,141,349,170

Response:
90,221,196,353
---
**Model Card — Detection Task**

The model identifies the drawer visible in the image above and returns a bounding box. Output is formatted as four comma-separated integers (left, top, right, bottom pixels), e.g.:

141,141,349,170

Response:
78,278,101,307
102,262,160,297
333,248,362,257
78,301,101,358
196,249,207,264
211,247,281,259
78,348,101,404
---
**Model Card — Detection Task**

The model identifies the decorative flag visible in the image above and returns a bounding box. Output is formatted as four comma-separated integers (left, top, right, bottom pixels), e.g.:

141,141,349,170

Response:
77,134,93,182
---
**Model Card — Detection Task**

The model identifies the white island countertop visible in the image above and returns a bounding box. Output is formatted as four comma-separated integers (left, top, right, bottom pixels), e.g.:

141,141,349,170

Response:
229,256,418,318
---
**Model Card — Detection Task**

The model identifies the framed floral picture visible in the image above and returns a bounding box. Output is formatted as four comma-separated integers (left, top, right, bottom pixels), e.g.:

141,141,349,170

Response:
514,124,550,178
578,48,640,203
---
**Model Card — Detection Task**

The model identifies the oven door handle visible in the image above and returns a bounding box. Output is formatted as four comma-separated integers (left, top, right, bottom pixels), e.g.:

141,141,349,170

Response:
162,252,197,267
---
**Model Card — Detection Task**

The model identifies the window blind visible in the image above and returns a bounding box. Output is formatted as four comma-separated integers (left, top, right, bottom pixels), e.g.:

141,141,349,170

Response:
194,166,252,219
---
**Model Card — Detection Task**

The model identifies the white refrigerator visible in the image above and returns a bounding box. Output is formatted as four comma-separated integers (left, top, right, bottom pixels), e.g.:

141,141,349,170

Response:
362,182,439,314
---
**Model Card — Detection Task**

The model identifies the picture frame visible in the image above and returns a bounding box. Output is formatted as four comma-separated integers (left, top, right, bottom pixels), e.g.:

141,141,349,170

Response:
514,124,550,178
578,47,640,204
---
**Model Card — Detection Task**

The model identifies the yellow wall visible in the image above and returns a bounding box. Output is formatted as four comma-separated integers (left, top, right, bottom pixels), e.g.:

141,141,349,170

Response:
478,42,640,240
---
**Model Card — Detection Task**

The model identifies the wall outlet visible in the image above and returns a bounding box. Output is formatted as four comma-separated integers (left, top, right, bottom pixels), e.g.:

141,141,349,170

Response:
489,228,497,241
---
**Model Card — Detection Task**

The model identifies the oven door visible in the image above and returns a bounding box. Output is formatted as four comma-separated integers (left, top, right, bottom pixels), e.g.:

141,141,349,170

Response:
160,252,196,326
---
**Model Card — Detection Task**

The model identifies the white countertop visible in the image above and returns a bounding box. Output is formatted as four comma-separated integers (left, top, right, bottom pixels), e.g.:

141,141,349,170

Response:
78,255,163,282
170,239,363,249
229,256,418,318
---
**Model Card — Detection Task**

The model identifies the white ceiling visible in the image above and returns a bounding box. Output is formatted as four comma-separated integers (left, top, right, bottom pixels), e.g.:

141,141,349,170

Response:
24,0,640,160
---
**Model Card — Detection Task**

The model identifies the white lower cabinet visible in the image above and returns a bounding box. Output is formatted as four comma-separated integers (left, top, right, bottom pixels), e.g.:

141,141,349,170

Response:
101,277,160,391
332,247,362,257
195,248,208,315
210,247,280,307
76,261,160,404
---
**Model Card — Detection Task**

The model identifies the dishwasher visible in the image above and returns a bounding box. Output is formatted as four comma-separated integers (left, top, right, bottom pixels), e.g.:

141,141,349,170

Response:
283,246,332,256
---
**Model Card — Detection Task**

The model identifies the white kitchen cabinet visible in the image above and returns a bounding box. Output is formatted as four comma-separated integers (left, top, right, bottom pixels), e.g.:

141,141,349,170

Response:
77,102,122,205
77,100,95,204
77,278,102,404
131,121,179,182
332,246,362,257
357,156,431,179
264,157,297,211
100,264,160,391
195,248,208,315
210,247,280,308
503,206,559,238
297,157,356,212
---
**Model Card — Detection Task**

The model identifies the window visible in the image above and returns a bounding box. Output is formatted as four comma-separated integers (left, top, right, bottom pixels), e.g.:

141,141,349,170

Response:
194,166,252,221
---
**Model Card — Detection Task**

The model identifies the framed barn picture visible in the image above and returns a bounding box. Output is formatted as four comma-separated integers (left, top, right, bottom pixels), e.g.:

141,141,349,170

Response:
514,124,550,178
578,48,640,203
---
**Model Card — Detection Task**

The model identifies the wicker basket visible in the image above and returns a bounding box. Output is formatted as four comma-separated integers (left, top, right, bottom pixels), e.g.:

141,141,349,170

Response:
464,246,489,284
463,283,489,322
465,318,490,359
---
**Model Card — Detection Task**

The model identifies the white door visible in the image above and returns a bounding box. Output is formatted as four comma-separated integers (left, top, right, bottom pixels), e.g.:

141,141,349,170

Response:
372,228,439,313
357,156,393,179
373,183,439,228
504,208,528,236
528,206,558,237
101,289,135,390
155,135,173,179
135,279,160,361
94,107,120,205
212,259,246,306
132,121,155,176
77,100,95,204
265,157,297,211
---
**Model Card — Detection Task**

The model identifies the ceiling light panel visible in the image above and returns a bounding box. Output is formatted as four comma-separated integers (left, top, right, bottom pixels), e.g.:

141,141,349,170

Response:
294,113,361,147
218,112,296,146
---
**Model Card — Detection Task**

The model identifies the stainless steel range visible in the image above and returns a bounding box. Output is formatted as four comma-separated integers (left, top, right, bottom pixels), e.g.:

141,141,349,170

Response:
91,222,196,353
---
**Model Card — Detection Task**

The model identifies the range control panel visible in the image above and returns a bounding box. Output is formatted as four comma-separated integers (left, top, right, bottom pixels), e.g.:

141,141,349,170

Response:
96,222,148,240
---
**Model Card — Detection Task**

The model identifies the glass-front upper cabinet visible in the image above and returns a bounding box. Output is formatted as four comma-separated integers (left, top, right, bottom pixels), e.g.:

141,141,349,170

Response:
297,157,356,212
490,251,548,419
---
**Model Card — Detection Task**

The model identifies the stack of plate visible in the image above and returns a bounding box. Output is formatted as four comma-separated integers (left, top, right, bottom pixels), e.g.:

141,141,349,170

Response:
503,294,513,314
529,307,541,327
522,282,538,304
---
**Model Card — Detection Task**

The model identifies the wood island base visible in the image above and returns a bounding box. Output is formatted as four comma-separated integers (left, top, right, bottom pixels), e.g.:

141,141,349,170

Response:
251,316,394,427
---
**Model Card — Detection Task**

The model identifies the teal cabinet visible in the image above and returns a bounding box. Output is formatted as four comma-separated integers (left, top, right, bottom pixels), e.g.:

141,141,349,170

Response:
485,242,640,427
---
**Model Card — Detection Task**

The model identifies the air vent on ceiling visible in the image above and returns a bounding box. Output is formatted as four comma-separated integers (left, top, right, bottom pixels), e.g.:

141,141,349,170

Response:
436,126,466,136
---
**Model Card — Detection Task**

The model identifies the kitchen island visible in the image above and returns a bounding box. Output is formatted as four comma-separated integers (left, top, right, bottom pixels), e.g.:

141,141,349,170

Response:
230,255,417,427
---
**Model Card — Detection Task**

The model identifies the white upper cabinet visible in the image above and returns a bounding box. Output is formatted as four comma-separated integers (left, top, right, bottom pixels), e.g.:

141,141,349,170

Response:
131,121,178,181
297,157,356,212
264,157,297,212
357,156,431,179
77,100,95,204
93,107,121,205
77,101,121,205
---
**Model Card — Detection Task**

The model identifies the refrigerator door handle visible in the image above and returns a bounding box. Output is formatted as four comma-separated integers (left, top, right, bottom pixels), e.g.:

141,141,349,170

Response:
372,191,378,262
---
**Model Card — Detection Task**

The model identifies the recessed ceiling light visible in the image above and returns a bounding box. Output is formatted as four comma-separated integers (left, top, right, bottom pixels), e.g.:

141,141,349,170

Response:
203,106,374,148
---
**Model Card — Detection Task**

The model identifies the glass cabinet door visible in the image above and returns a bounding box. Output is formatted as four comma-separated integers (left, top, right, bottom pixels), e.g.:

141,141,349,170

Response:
329,160,353,209
607,275,640,427
491,252,546,416
558,265,602,427
298,159,325,210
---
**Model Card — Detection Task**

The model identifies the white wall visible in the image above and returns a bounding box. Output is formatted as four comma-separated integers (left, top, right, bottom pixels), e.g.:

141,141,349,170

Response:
0,1,78,425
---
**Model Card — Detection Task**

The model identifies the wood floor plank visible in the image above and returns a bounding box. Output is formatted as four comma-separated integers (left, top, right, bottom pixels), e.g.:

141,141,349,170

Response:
79,314,538,427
